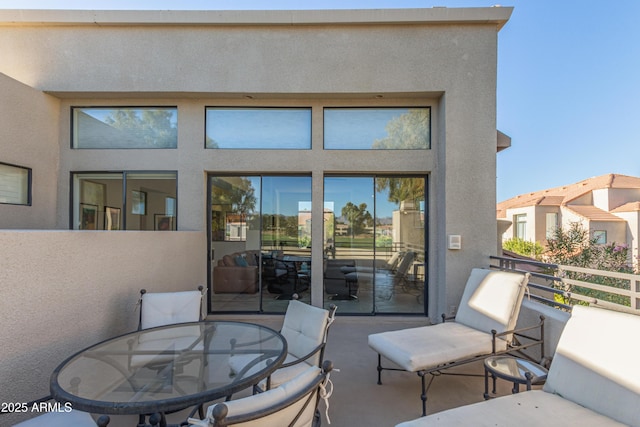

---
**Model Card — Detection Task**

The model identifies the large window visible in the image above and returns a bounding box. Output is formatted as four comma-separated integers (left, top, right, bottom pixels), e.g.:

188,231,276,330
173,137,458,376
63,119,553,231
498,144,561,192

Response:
324,175,426,314
514,214,527,240
0,162,31,205
324,108,430,149
72,107,178,149
545,212,558,240
205,108,312,149
72,172,177,230
210,175,312,313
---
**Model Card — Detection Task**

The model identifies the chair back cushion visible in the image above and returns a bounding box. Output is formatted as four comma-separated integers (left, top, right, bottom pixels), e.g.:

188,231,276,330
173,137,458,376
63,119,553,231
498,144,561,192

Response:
200,365,322,427
543,305,640,426
386,251,404,270
281,300,330,365
394,251,415,275
141,290,202,330
454,268,528,337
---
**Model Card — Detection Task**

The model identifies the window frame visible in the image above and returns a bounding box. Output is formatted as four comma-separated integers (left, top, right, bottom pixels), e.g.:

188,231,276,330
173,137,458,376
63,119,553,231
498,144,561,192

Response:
71,106,178,149
593,230,607,245
205,107,312,150
71,171,177,230
514,214,527,240
323,106,431,150
0,161,32,206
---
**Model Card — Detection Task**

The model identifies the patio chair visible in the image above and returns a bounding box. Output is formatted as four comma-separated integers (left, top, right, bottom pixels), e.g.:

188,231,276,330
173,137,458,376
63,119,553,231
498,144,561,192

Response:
229,300,337,391
368,268,544,416
187,360,334,427
132,286,206,425
6,396,110,426
130,285,206,368
342,251,416,301
137,285,205,330
339,250,406,275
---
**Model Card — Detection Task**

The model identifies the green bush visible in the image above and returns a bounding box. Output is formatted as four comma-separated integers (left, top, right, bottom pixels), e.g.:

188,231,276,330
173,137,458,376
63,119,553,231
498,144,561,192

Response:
502,238,544,259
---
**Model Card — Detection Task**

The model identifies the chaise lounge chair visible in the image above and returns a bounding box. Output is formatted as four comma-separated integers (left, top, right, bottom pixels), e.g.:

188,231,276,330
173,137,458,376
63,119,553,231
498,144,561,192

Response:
368,268,543,416
395,305,640,426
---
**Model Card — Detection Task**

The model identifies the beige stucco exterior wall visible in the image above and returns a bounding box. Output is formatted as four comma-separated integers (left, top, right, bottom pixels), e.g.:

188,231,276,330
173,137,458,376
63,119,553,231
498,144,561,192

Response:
614,211,640,266
0,73,60,228
0,8,511,321
561,207,626,245
0,230,206,425
593,188,640,211
501,205,537,242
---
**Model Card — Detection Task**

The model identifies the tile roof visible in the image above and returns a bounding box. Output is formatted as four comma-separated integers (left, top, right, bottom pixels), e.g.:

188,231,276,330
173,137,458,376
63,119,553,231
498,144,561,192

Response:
563,205,625,222
611,201,640,213
497,173,640,218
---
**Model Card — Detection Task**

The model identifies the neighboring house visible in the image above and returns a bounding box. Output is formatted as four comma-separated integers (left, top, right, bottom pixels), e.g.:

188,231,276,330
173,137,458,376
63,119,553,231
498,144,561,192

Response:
497,174,640,266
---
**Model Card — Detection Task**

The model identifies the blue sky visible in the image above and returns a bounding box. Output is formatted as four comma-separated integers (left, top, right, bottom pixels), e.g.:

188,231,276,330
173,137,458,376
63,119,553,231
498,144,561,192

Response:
2,0,638,202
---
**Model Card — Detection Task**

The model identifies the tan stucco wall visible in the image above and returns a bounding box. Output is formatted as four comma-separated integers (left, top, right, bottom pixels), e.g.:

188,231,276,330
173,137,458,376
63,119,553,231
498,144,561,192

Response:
501,206,537,242
0,8,511,320
613,211,639,266
0,230,206,425
0,73,60,228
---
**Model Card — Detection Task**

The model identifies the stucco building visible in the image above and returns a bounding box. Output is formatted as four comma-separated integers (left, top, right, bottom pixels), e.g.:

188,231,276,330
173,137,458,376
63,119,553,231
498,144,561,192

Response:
497,174,640,266
0,7,515,421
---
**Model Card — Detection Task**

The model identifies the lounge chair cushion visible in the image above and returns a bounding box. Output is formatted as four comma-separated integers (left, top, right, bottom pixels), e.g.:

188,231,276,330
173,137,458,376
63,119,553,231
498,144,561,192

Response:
542,305,640,427
395,390,627,427
368,268,528,373
368,322,507,372
454,268,529,338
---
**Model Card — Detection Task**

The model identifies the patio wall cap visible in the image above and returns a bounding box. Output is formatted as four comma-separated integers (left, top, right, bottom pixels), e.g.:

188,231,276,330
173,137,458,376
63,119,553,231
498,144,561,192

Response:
0,7,513,30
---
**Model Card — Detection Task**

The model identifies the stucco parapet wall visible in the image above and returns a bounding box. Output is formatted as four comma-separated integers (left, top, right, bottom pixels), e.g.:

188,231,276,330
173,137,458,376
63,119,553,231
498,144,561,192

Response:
0,7,512,29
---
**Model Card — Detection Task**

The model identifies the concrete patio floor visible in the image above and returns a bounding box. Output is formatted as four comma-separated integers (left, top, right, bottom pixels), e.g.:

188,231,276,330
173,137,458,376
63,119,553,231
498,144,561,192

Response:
314,315,515,427
68,314,518,427
202,314,516,427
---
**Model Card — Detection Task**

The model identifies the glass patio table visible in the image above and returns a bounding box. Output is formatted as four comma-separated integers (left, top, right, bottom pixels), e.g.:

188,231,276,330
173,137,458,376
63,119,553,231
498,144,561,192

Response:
50,321,287,423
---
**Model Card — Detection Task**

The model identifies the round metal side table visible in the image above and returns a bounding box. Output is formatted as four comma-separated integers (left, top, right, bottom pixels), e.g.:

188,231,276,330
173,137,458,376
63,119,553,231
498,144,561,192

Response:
483,355,548,399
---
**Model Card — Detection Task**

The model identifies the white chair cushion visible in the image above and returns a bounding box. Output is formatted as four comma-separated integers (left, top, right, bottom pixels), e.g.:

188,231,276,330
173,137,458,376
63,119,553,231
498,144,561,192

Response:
455,268,528,338
543,305,640,427
190,365,321,427
228,301,329,385
281,300,329,365
13,410,96,427
261,354,314,389
395,390,627,427
368,322,506,372
141,290,202,330
228,352,313,389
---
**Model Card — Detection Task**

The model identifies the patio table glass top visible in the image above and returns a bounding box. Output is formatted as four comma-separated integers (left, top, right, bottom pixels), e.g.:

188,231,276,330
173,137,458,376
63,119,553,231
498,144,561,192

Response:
50,321,287,415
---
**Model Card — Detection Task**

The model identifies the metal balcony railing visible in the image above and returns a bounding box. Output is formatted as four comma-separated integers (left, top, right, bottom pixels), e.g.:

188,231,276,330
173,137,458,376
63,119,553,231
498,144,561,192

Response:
490,255,640,314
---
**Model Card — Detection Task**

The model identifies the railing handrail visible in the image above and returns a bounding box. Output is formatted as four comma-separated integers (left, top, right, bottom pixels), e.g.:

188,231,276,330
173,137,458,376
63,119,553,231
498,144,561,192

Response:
490,255,640,313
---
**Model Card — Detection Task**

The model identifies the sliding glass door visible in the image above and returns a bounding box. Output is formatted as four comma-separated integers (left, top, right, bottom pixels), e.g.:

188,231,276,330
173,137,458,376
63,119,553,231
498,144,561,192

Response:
209,175,311,313
209,173,426,314
323,176,426,314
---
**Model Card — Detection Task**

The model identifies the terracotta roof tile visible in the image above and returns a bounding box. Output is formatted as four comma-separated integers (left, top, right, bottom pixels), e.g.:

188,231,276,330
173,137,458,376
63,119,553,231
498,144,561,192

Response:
563,205,625,221
611,201,640,213
497,174,640,217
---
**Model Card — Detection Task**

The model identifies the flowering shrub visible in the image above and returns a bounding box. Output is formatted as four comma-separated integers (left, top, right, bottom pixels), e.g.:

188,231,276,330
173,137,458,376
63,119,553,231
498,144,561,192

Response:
544,222,635,306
